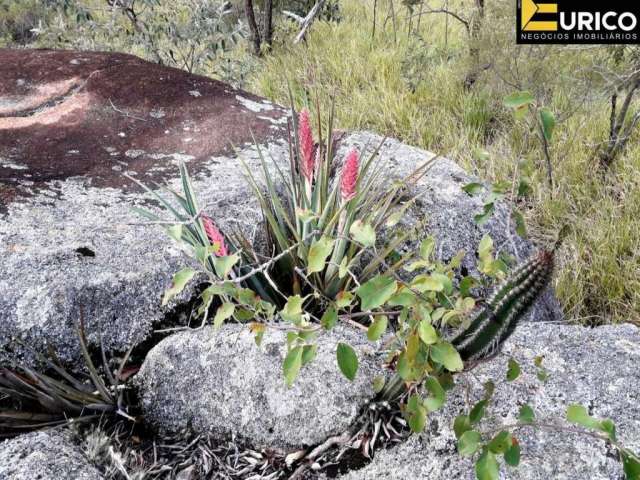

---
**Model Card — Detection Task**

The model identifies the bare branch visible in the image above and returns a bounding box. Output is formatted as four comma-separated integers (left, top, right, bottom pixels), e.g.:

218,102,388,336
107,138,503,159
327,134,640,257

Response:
293,0,327,44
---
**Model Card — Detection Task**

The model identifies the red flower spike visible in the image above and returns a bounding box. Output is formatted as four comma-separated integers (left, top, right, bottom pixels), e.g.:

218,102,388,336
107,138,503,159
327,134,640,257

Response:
298,109,315,182
201,215,229,257
340,148,360,201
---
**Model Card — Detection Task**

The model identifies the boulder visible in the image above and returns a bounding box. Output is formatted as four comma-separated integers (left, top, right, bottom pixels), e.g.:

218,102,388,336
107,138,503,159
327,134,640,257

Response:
0,49,561,368
0,48,288,365
0,429,104,480
335,322,640,480
135,324,382,451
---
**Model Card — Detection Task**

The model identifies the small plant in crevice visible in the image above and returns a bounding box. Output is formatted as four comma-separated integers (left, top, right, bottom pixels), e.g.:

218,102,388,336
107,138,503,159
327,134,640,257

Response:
0,319,138,437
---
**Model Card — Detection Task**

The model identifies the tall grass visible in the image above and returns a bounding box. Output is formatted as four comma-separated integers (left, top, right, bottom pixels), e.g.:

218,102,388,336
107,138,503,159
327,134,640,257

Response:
249,0,640,325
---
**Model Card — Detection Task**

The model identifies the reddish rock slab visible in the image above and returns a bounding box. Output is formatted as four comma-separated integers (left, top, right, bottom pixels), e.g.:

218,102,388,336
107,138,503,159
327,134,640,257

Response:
0,48,287,203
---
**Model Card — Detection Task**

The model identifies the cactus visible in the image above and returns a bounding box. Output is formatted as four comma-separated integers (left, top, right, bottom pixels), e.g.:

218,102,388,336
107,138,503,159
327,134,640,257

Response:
450,248,555,361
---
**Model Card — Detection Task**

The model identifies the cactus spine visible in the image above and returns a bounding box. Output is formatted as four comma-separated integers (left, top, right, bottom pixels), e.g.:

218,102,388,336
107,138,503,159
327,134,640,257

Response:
450,249,555,361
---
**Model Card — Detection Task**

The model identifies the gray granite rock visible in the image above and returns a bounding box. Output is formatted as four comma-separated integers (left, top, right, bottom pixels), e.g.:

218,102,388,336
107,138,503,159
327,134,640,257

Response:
136,324,383,451
336,322,640,480
0,429,104,480
0,49,289,366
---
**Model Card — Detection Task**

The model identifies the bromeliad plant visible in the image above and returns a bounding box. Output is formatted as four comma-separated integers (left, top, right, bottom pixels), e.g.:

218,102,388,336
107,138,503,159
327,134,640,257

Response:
235,105,433,306
131,104,432,323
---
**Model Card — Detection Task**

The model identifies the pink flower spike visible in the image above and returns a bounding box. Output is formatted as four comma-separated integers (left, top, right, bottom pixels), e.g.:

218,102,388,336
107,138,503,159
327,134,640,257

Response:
340,149,360,202
201,215,229,257
298,109,315,182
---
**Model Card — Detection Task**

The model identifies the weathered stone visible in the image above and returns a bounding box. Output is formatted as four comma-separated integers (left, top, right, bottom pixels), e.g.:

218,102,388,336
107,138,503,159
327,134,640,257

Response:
336,322,640,480
0,429,104,480
135,324,383,451
0,49,288,365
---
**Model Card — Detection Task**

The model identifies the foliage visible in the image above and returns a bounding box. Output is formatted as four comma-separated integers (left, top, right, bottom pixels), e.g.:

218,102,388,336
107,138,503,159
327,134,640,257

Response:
0,320,136,436
5,0,244,76
453,357,640,479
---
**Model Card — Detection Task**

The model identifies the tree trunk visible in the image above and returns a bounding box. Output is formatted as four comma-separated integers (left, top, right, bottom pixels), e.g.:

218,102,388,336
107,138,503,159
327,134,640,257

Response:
262,0,274,50
244,0,262,56
464,0,485,89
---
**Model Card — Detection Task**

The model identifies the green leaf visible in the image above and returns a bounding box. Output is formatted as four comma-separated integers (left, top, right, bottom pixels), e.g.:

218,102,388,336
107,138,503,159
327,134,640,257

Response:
301,345,318,366
337,343,358,381
504,440,521,467
162,268,197,306
518,404,535,424
470,400,487,424
488,431,512,454
458,430,481,456
483,381,495,400
539,107,556,141
405,394,427,433
514,104,529,120
566,404,601,430
432,272,453,295
367,315,388,341
167,224,183,242
281,295,304,325
349,219,376,247
336,290,354,308
599,419,617,442
307,236,335,274
474,203,495,226
321,306,338,330
463,182,485,196
454,415,472,438
512,210,527,238
459,276,477,297
213,253,240,278
431,342,464,372
478,234,493,259
622,451,640,480
418,320,438,345
419,236,436,260
504,91,534,109
283,346,303,388
476,449,500,480
412,274,445,292
506,358,521,381
356,275,398,311
372,375,386,393
338,257,349,279
213,302,235,328
424,376,445,412
517,178,532,198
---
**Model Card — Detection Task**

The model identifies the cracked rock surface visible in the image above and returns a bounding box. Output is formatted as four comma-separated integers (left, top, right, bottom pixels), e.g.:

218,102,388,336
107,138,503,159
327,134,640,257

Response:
335,322,640,480
136,324,383,451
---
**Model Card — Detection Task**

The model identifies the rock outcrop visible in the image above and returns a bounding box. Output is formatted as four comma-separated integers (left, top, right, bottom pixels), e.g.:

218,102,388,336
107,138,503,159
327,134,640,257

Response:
0,48,288,365
0,54,561,366
136,324,382,451
0,429,104,480
335,322,640,480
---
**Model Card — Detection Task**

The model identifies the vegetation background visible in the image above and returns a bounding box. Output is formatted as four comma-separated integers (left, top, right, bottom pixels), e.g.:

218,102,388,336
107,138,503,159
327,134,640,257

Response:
2,0,639,326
